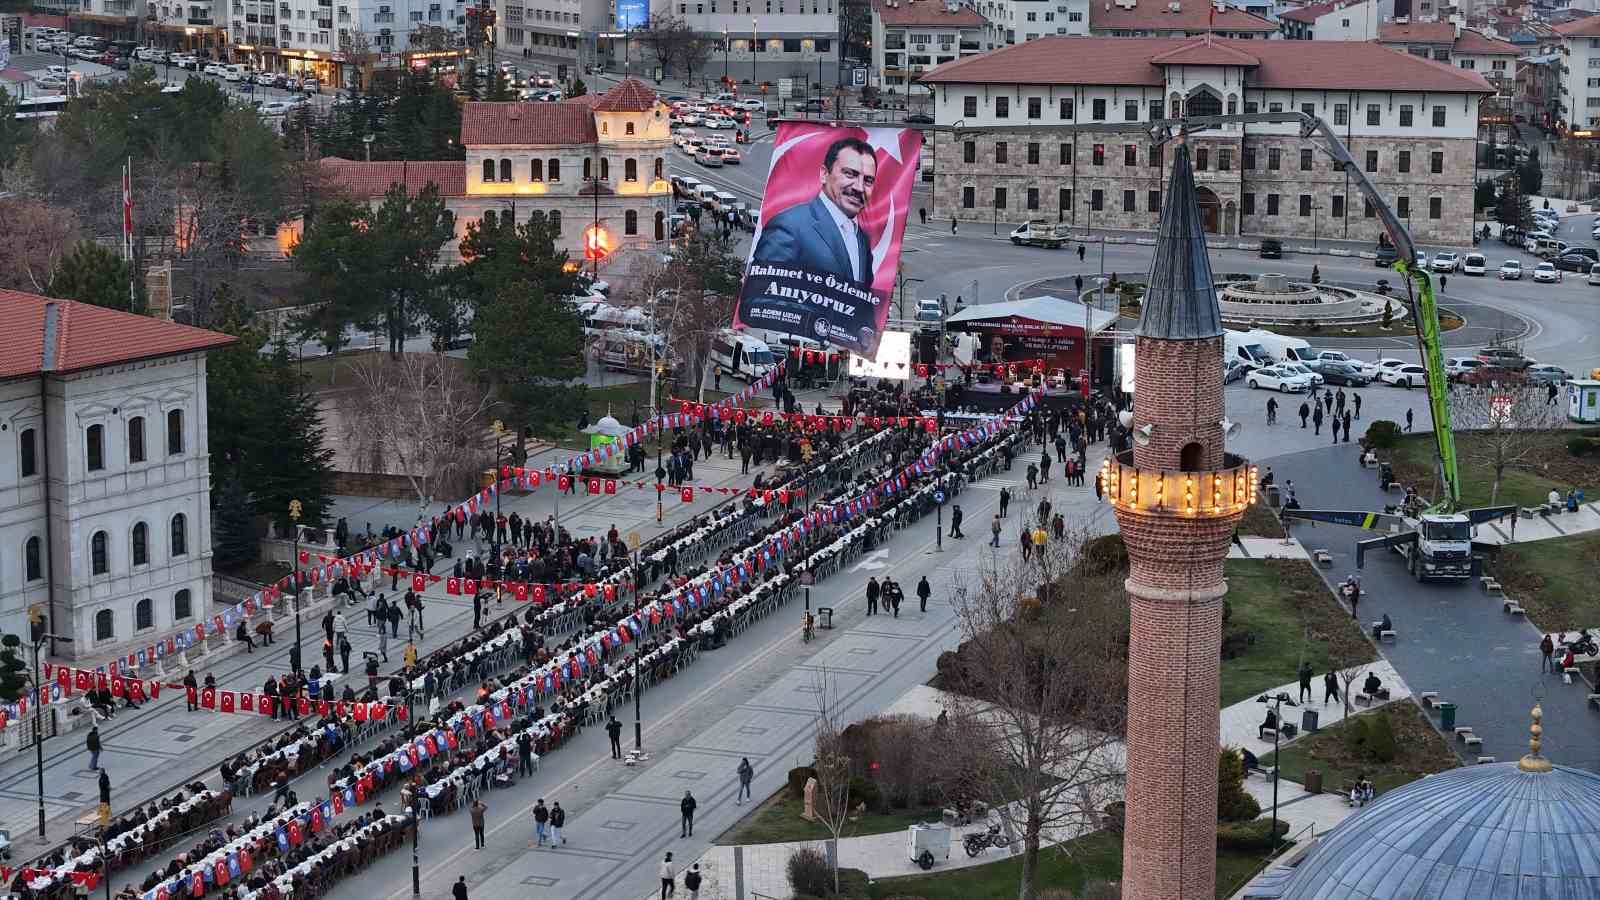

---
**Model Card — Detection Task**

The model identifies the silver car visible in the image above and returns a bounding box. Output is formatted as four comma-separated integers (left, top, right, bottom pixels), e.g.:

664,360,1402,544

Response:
1525,364,1571,384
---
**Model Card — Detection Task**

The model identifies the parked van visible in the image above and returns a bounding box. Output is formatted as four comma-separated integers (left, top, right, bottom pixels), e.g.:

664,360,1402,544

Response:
598,330,667,375
1223,329,1272,370
709,329,777,381
223,64,247,81
709,191,740,214
1238,328,1312,365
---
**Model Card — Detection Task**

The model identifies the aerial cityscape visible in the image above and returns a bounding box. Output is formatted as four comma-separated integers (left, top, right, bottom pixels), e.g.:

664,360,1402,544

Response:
4,0,1600,897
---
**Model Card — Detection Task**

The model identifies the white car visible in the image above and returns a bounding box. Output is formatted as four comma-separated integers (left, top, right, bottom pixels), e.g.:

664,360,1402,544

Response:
204,62,227,76
255,72,276,85
1445,357,1486,380
720,146,742,164
1414,251,1429,269
1499,260,1522,280
1461,253,1486,275
1431,252,1459,273
1359,358,1411,380
705,115,737,130
1533,262,1562,283
735,98,765,111
1379,363,1428,388
677,113,702,126
1246,365,1314,393
672,130,697,148
1278,361,1324,387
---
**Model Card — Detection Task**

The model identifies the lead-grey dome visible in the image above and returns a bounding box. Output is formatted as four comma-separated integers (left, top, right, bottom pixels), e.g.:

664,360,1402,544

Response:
1242,762,1600,899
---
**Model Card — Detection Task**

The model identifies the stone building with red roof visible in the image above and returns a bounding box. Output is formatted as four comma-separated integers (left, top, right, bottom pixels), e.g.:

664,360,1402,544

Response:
0,290,236,658
317,78,674,271
920,35,1494,243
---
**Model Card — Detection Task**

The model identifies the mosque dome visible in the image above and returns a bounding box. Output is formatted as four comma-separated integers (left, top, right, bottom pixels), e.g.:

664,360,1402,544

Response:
1244,708,1600,899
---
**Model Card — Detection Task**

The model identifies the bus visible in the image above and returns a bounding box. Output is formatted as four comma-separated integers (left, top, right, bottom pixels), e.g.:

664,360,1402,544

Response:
15,94,72,120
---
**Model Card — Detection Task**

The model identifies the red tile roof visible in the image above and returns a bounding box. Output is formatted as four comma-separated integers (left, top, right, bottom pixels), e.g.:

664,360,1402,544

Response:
318,159,466,199
1090,0,1276,33
921,35,1495,92
461,102,598,146
1554,14,1600,36
1277,0,1341,24
0,290,235,380
874,0,987,27
593,77,658,112
1148,39,1260,66
1453,29,1519,54
563,93,605,109
1377,20,1456,42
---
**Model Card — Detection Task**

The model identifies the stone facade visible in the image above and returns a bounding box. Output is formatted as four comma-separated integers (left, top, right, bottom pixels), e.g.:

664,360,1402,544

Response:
931,128,1479,244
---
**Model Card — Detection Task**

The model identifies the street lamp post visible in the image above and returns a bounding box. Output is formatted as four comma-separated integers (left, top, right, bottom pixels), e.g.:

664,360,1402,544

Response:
490,420,507,567
289,500,303,659
1312,202,1322,249
632,550,644,751
653,359,666,524
27,612,72,841
410,804,421,895
1256,692,1298,854
751,19,758,88
722,27,729,82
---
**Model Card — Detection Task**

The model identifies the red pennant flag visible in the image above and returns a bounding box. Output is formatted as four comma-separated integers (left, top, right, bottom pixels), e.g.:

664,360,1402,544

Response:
558,475,572,492
74,669,91,691
514,582,529,602
258,694,275,716
464,578,479,595
605,479,617,495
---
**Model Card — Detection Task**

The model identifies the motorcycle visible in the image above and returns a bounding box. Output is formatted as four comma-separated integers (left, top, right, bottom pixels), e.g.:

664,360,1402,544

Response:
1568,630,1598,657
963,823,1011,857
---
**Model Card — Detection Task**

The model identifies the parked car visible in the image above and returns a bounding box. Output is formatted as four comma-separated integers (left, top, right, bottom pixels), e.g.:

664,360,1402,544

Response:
1414,250,1429,269
1591,263,1600,287
1318,361,1371,386
1532,261,1562,283
1246,365,1314,392
1498,260,1522,280
1461,253,1487,276
1379,363,1428,388
1431,251,1459,273
1476,346,1531,370
1526,364,1571,384
720,146,742,164
1277,361,1325,387
904,112,933,124
1360,358,1412,380
694,147,724,167
1555,252,1594,273
1259,238,1283,260
1445,357,1487,381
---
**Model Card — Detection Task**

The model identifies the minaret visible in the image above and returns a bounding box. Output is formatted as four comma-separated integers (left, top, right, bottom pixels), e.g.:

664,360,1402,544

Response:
1101,142,1257,900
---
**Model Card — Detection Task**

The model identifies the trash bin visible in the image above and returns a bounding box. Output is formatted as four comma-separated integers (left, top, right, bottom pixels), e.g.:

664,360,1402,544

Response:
818,607,834,630
1439,702,1457,731
1304,769,1323,795
1302,709,1320,734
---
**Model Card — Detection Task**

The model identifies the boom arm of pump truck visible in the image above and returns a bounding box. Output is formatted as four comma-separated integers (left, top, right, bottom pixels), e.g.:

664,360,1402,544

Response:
1151,112,1461,510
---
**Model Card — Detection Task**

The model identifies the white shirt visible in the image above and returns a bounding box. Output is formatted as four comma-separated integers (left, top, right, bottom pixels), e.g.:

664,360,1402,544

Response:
818,192,864,282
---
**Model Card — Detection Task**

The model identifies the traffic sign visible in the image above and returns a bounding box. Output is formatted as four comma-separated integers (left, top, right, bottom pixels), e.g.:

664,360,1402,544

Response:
933,490,946,504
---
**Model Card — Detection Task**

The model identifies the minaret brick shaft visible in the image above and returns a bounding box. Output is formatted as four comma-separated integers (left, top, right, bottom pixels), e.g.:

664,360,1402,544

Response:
1102,142,1257,900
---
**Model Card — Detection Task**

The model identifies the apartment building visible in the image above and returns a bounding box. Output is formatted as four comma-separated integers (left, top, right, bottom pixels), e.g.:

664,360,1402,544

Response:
222,0,467,86
921,36,1494,244
1557,15,1600,133
871,0,987,94
1276,0,1391,40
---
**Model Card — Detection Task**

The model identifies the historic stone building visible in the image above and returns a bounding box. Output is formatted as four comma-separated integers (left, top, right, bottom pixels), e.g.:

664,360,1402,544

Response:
920,36,1495,244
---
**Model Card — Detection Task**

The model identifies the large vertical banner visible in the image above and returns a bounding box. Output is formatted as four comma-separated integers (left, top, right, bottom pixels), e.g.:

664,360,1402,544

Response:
735,123,923,358
616,0,649,30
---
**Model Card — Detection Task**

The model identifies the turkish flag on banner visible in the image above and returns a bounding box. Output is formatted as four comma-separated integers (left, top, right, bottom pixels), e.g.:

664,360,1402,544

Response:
298,550,309,563
532,584,546,604
464,578,479,595
128,680,145,702
318,700,331,716
219,691,235,712
240,692,254,712
584,583,597,598
528,471,541,488
299,698,311,716
336,701,348,718
258,694,275,716
201,687,216,710
558,475,572,492
74,669,91,691
57,668,72,691
186,685,199,707
681,486,694,503
411,573,425,592
446,578,461,595
514,582,528,602
587,477,601,495
109,675,124,697
353,703,367,722
603,584,617,601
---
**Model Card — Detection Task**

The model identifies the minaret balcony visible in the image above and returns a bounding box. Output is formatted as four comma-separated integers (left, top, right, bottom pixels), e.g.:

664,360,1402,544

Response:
1101,450,1257,519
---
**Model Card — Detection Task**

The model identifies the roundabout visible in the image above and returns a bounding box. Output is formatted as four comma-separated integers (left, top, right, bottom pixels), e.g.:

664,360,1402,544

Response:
1216,272,1405,328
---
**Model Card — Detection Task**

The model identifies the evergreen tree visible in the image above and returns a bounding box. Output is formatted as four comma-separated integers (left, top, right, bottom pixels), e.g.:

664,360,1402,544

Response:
569,78,587,98
213,474,260,569
487,68,514,101
461,61,483,101
49,241,146,313
1518,148,1543,196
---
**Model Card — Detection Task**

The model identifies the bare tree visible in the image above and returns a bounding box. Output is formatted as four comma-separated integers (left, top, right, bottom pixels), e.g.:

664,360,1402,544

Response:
808,668,854,895
340,353,495,512
1450,381,1568,505
939,526,1128,900
340,29,378,93
0,195,81,293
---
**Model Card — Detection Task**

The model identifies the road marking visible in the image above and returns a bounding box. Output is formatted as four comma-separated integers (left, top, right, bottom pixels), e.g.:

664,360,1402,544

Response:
850,549,890,572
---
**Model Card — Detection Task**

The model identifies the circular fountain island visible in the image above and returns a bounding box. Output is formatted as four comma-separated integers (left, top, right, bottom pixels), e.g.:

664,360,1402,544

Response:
1216,273,1407,329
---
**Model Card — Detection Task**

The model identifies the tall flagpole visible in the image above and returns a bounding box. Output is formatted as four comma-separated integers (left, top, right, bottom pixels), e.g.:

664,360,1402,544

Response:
123,158,135,312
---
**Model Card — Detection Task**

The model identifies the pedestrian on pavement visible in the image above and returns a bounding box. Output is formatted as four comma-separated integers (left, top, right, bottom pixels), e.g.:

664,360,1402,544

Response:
736,757,754,804
684,863,702,900
1040,450,1052,483
377,621,389,662
866,577,880,615
1347,575,1361,620
949,504,964,539
990,514,1003,547
1025,463,1038,490
1323,669,1339,704
183,671,199,711
470,799,487,850
1299,401,1310,428
1541,634,1556,672
999,486,1010,517
472,592,483,630
1405,408,1414,431
1297,661,1313,703
917,576,931,612
338,634,352,674
918,206,926,225
255,618,274,646
1266,396,1278,424
533,798,550,847
1342,410,1352,442
518,731,535,777
888,581,902,617
607,716,623,759
87,725,102,770
1331,416,1341,444
1077,244,1086,262
1312,405,1324,435
660,853,677,899
235,620,256,653
404,641,418,669
1353,392,1362,419
452,876,469,900
321,611,335,644
98,767,110,805
680,790,697,838
550,802,566,845
950,217,957,235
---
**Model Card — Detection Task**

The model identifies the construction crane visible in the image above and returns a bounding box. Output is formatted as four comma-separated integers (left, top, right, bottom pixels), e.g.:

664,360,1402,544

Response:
1151,112,1513,581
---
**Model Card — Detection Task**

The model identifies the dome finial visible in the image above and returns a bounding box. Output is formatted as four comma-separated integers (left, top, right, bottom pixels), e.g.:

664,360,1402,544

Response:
1519,704,1553,773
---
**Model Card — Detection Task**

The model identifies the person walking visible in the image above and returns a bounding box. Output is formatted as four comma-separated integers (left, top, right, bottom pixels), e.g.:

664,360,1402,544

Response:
550,802,566,845
990,514,1002,547
472,591,483,631
377,620,389,663
1323,669,1339,704
949,504,964,539
1040,450,1052,483
1312,405,1324,435
533,799,550,847
607,716,623,759
518,731,535,777
1342,410,1352,443
1266,396,1278,424
1347,575,1361,620
866,577,880,616
950,217,957,235
470,800,487,850
332,609,348,644
736,758,754,805
98,768,110,807
1297,661,1314,703
1025,462,1038,490
659,853,677,900
1404,408,1414,432
1298,401,1310,428
452,877,469,900
1541,634,1556,673
87,726,102,770
338,634,352,674
321,611,335,645
1330,415,1341,444
1353,392,1362,419
999,486,1010,518
680,790,697,838
684,863,703,900
917,576,931,613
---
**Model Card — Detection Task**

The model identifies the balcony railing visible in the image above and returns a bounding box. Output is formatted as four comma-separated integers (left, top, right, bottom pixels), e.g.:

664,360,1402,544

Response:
189,16,214,23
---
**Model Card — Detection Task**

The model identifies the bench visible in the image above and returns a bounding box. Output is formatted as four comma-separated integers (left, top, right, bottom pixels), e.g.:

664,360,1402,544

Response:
1464,735,1483,749
1385,482,1404,494
1419,691,1439,707
1313,549,1333,567
1520,507,1542,520
1379,630,1397,643
1455,726,1475,738
1476,755,1497,764
1504,602,1525,616
1479,576,1501,592
1259,727,1279,740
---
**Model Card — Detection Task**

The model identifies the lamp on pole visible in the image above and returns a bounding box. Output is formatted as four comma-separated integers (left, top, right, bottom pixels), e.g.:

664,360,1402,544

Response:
653,358,667,524
289,500,303,657
751,18,758,88
25,607,71,840
1256,691,1298,854
722,26,729,82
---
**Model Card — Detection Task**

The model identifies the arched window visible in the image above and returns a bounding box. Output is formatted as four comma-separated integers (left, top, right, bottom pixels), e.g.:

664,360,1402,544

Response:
173,589,193,621
166,408,184,455
600,158,610,181
170,513,187,557
135,598,154,631
95,610,114,642
483,209,498,228
1179,441,1204,472
91,530,109,575
86,424,104,472
1186,92,1221,118
654,157,664,180
625,209,638,235
624,158,638,182
132,522,148,566
19,427,38,478
482,158,496,182
499,158,512,182
601,120,609,134
530,210,547,227
549,211,562,234
548,159,561,181
625,121,635,135
530,159,544,181
654,210,666,241
24,537,42,582
127,416,146,463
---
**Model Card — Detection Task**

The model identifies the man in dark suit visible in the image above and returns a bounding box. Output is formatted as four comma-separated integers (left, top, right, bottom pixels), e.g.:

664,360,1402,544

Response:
752,136,877,284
